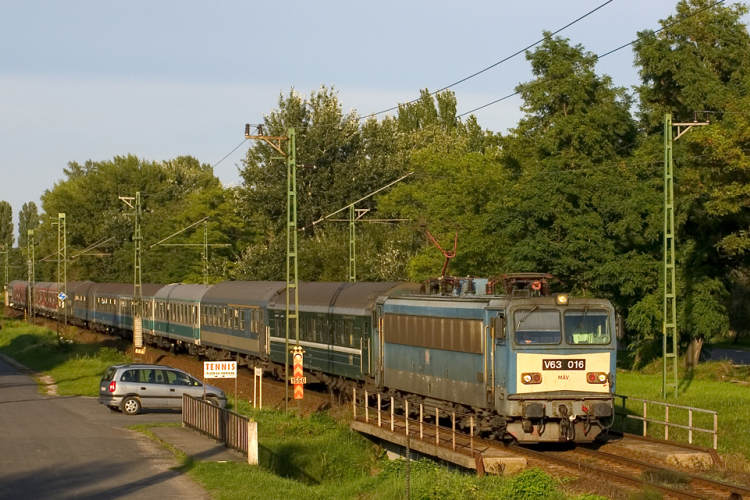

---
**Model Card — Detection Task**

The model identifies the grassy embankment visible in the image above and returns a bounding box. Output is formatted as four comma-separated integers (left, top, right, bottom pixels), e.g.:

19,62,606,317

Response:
0,317,614,500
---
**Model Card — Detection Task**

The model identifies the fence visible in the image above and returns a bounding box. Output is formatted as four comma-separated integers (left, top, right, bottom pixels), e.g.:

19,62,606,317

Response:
613,394,718,450
352,388,478,458
182,394,258,464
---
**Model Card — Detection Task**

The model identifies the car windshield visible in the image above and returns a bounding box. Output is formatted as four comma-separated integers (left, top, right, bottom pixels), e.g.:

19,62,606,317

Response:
565,309,610,345
514,309,561,344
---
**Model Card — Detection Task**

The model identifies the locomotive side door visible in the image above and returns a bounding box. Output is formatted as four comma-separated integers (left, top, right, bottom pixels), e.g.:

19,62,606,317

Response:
485,308,506,408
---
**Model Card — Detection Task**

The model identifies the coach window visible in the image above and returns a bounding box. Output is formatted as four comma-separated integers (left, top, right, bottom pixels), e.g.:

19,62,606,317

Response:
514,308,561,345
222,307,227,328
564,309,610,345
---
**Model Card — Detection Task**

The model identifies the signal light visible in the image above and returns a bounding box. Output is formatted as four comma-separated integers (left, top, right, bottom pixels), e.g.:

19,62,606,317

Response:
109,381,116,393
521,372,542,384
587,372,607,384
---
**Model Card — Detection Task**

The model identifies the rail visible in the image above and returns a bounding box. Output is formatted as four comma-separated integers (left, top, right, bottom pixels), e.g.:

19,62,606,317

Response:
352,388,477,458
182,394,258,464
614,394,718,450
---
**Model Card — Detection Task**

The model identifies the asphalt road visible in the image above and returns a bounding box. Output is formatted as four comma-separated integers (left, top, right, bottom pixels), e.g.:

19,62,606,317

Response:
707,348,750,365
0,357,211,500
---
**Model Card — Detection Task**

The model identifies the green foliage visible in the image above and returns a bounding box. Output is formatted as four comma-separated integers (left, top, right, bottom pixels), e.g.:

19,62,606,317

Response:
18,201,40,250
499,468,560,500
0,320,129,396
35,154,241,284
0,201,14,249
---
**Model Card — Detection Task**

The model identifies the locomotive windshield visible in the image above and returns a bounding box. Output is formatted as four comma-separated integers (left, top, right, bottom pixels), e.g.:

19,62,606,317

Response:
564,309,610,345
514,309,561,344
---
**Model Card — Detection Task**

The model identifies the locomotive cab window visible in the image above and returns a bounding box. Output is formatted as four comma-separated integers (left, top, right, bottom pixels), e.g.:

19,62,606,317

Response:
514,308,561,344
564,309,610,345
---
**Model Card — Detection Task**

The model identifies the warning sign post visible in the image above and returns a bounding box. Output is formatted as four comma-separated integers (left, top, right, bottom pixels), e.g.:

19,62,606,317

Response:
292,346,305,400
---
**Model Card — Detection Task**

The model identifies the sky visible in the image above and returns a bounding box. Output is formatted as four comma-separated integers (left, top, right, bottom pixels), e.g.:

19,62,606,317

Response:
0,0,717,242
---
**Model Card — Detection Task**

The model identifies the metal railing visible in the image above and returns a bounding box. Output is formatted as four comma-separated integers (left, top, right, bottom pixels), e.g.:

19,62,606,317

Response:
352,388,477,457
614,394,718,450
182,394,252,456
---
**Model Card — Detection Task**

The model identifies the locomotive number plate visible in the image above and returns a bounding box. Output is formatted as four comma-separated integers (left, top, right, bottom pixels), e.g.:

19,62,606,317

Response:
542,359,586,370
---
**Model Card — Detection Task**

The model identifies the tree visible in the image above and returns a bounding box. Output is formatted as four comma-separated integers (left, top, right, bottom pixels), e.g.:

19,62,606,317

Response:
18,202,40,250
631,0,750,367
493,35,640,303
37,154,236,284
0,201,13,249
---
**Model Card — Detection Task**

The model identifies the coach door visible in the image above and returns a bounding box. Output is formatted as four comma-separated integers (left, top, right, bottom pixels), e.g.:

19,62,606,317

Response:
485,309,505,407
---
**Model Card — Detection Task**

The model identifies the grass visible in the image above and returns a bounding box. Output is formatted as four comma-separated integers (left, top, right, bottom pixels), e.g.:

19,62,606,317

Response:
133,407,602,500
615,359,750,461
0,318,128,396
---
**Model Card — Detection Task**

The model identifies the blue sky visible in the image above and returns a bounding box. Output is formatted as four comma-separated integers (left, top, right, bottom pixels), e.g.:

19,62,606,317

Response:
0,1,705,240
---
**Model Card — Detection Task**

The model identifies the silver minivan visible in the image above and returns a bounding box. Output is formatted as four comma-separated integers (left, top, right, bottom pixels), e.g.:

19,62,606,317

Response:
99,363,227,415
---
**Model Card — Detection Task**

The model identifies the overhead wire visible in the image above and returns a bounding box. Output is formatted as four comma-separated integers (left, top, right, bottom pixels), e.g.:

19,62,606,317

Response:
458,0,727,117
357,0,617,121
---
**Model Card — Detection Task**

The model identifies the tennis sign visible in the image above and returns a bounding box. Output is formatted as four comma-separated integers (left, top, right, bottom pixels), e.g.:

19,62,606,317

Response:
203,361,237,379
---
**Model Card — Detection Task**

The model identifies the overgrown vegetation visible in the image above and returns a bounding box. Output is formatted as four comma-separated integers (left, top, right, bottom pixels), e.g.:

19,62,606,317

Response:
0,318,128,396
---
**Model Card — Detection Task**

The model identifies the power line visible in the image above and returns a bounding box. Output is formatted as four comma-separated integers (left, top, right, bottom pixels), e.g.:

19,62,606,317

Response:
358,0,616,121
458,0,727,118
212,139,247,168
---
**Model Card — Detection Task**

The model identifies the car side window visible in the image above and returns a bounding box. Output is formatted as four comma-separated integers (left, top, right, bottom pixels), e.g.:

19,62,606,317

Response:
153,370,168,384
120,370,137,382
170,371,193,386
140,369,156,384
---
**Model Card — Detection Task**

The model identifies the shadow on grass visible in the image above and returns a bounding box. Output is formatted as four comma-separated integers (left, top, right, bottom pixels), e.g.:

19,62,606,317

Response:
258,443,321,485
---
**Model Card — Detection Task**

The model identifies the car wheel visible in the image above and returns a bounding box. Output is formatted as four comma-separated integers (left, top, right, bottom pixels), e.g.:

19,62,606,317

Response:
206,396,219,406
122,397,141,415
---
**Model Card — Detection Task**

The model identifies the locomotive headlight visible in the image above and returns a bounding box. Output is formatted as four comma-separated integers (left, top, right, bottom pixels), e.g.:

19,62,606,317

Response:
587,372,608,384
521,373,542,384
555,294,569,305
597,373,607,383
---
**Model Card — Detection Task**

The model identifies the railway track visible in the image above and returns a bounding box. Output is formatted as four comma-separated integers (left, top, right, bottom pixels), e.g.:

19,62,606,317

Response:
510,444,750,500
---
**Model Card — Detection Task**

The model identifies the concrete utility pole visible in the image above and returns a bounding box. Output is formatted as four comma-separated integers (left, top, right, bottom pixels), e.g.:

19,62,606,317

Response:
26,229,34,322
245,124,300,415
120,193,144,359
662,113,709,398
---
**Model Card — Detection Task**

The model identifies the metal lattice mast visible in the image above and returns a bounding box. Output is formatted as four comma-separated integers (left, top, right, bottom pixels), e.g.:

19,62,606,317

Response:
286,127,300,414
1,245,8,307
203,220,209,285
663,114,678,397
244,124,299,414
57,213,67,338
120,193,144,358
349,205,356,282
27,229,34,321
662,113,710,398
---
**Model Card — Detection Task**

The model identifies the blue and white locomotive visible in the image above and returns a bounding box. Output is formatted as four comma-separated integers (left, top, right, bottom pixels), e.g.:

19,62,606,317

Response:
7,273,616,443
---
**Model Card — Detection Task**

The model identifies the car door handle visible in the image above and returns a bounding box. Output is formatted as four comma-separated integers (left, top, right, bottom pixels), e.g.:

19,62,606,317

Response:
141,387,146,390
170,388,175,392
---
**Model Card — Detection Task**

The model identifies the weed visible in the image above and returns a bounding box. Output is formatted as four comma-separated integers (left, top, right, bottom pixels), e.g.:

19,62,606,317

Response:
640,469,690,487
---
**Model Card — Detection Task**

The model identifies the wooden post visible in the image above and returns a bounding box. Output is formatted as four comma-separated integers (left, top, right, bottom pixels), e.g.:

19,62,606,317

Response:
420,404,423,439
688,410,693,444
352,387,356,419
435,407,439,445
377,393,381,427
391,396,394,432
452,412,456,451
247,420,258,465
405,400,409,436
643,402,647,436
665,406,669,440
365,391,369,423
470,416,474,455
